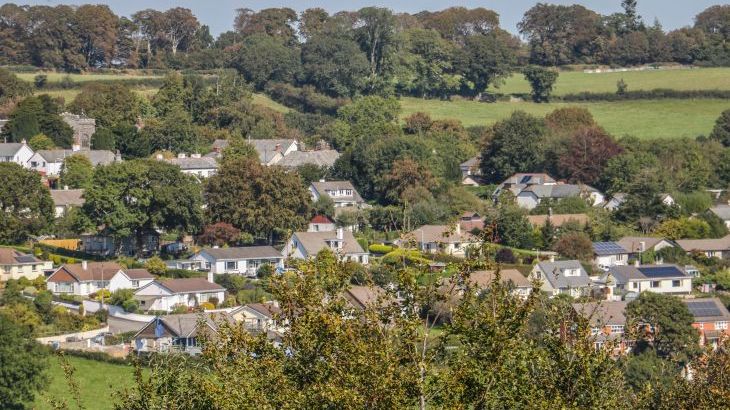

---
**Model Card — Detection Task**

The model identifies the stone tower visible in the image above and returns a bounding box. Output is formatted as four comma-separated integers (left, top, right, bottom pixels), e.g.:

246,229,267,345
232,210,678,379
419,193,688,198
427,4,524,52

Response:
61,112,96,151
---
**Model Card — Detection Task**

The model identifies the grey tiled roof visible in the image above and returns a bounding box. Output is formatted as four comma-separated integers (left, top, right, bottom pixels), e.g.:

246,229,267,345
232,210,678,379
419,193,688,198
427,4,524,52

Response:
310,180,364,203
0,143,24,156
276,150,340,168
199,246,282,260
535,260,591,289
711,205,730,221
291,230,366,257
50,189,85,207
37,150,117,166
166,156,218,170
603,264,689,285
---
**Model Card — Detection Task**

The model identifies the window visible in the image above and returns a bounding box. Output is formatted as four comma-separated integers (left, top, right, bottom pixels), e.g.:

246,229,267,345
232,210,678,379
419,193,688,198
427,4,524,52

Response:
131,280,139,288
651,281,660,288
609,325,624,334
632,282,638,289
672,280,681,287
226,261,237,271
591,327,601,336
198,293,210,302
716,321,728,330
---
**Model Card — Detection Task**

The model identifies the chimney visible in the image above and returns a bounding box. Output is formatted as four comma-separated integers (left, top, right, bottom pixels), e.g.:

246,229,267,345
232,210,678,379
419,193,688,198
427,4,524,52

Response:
455,223,461,235
337,227,344,240
634,259,640,267
63,185,69,190
207,271,214,284
319,178,326,183
155,153,163,160
274,143,282,152
20,138,27,145
177,153,186,159
81,260,88,270
548,207,553,217
191,153,201,159
72,144,81,152
549,254,555,262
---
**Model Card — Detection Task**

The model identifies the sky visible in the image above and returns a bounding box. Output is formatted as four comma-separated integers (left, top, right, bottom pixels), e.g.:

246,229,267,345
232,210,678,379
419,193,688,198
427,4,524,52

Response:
18,0,718,36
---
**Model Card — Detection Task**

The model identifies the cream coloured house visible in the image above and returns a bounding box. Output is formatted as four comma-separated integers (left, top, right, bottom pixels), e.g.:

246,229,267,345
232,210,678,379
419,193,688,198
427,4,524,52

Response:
0,248,52,281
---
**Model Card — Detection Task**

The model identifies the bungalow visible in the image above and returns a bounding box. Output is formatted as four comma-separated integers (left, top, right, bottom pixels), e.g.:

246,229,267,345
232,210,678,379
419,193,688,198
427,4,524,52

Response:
709,204,730,229
405,224,479,257
493,173,557,199
0,140,33,167
27,149,120,177
465,269,533,299
308,215,336,232
684,298,730,348
133,312,227,355
49,188,84,218
283,228,369,264
599,264,692,298
593,242,630,270
515,183,604,210
529,260,592,298
310,180,365,208
46,261,154,296
165,259,204,271
616,236,676,259
165,154,218,179
0,248,53,281
191,246,284,277
133,277,226,312
604,193,676,212
210,138,299,166
675,235,730,259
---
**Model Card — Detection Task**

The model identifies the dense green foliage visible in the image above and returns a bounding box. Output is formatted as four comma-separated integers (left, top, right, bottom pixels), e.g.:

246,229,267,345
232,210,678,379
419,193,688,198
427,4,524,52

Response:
0,163,53,243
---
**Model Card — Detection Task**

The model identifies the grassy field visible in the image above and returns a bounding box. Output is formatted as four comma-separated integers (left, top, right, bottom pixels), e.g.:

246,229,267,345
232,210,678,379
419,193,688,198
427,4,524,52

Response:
400,97,730,139
33,356,138,410
488,67,730,96
16,72,161,83
253,93,290,113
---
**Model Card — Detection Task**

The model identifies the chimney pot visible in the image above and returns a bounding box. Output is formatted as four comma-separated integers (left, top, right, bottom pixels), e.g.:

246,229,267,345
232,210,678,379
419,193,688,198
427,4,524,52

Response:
81,260,88,270
207,271,214,284
156,154,163,160
549,254,555,262
337,227,344,240
634,260,640,267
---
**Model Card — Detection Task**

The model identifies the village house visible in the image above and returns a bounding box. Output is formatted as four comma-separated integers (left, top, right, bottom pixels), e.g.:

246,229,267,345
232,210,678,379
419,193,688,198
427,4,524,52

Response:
405,224,478,257
459,212,485,233
527,213,590,229
191,246,284,277
80,231,160,257
308,215,336,232
309,180,365,208
529,260,592,298
573,301,630,352
133,312,228,355
0,140,33,167
276,149,340,169
0,248,53,281
133,276,226,312
675,235,730,259
49,188,84,218
604,193,676,212
165,259,204,271
46,261,154,296
343,285,392,311
710,204,730,229
593,242,630,270
599,264,692,299
515,184,605,210
230,301,283,333
684,298,730,348
616,236,676,259
27,149,120,177
284,228,369,264
493,173,557,198
209,138,299,165
463,269,533,299
459,156,484,186
164,154,218,179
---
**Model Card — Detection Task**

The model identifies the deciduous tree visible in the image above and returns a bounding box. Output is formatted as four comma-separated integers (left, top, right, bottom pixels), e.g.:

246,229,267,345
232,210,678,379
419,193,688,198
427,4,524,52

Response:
0,163,53,243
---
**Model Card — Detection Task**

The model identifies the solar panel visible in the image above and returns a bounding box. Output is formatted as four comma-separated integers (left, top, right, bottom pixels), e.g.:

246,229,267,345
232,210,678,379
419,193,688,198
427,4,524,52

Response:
637,266,683,278
15,256,37,263
593,242,627,255
686,301,722,318
520,175,532,184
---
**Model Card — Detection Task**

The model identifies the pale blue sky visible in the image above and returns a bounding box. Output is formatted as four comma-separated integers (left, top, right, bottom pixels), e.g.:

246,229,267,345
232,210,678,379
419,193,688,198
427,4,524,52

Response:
18,1,718,36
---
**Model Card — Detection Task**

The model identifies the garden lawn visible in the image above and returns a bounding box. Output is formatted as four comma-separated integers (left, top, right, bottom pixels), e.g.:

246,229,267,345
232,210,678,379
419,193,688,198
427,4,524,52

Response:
400,97,730,139
488,67,730,96
33,356,139,410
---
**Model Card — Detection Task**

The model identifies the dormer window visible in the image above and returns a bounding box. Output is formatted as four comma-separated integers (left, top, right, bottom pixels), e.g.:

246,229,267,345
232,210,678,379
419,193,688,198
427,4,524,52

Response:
562,268,580,277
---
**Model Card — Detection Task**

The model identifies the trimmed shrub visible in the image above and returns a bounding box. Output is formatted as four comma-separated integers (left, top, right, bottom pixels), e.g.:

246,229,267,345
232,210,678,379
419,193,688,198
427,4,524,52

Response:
495,248,517,264
369,244,395,254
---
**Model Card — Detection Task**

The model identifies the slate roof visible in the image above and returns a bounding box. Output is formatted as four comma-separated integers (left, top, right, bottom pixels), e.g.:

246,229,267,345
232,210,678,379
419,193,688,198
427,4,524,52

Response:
501,173,556,186
617,237,671,253
124,268,155,280
520,183,599,199
311,180,364,203
683,298,730,323
408,225,477,244
166,156,218,170
710,205,730,221
292,230,366,256
573,301,629,327
0,248,42,265
593,242,628,256
36,150,117,166
676,235,730,252
276,150,340,168
156,278,225,293
534,260,591,289
0,143,25,156
460,156,480,168
603,264,689,285
50,189,85,207
135,313,227,339
199,246,283,260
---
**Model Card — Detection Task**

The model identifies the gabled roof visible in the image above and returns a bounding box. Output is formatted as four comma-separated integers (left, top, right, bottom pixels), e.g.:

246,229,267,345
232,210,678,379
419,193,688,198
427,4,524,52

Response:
617,237,672,253
0,248,42,265
0,142,26,156
501,173,556,186
245,301,281,319
124,269,155,280
710,205,730,221
134,312,227,339
460,156,480,168
534,260,591,289
343,285,390,310
276,150,340,168
683,298,730,323
604,264,689,284
166,156,218,170
676,235,730,252
310,180,363,203
48,262,123,283
291,230,366,256
407,225,477,244
154,278,225,294
572,301,628,327
467,269,531,288
310,215,334,224
36,150,118,166
520,183,599,199
199,246,283,261
50,189,85,207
